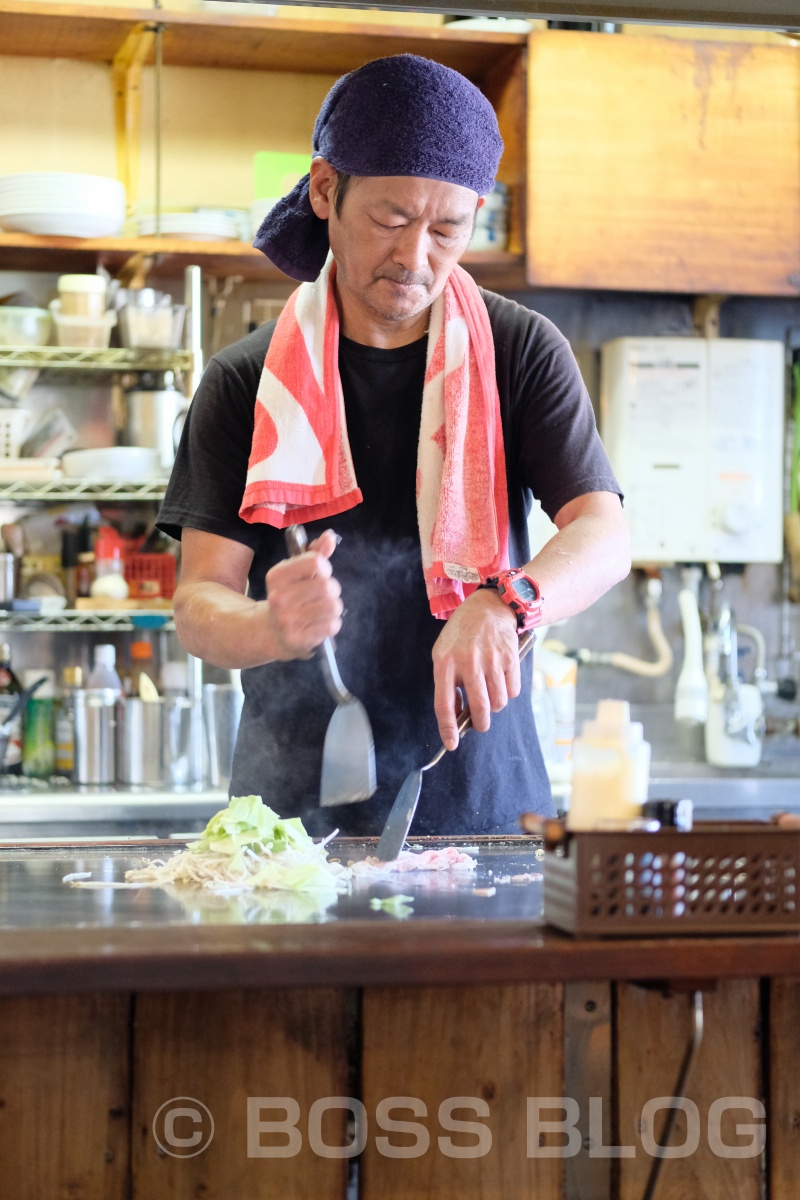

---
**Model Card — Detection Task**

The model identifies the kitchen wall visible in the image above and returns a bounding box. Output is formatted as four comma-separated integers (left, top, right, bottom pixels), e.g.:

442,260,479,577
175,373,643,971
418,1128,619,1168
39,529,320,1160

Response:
505,287,800,763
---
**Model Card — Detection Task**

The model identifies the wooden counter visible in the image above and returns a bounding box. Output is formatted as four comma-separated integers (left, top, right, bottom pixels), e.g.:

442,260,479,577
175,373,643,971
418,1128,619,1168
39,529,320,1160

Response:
0,838,797,1199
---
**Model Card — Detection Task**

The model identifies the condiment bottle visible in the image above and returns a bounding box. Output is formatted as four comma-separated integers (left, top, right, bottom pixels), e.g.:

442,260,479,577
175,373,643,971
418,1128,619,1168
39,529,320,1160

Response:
76,519,96,599
0,642,22,774
87,644,123,693
566,699,651,831
61,527,79,608
121,639,158,697
22,668,56,779
90,527,129,600
56,666,83,778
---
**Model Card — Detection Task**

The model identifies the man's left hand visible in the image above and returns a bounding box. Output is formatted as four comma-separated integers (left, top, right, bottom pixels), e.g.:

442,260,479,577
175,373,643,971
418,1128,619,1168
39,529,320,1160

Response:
431,590,521,752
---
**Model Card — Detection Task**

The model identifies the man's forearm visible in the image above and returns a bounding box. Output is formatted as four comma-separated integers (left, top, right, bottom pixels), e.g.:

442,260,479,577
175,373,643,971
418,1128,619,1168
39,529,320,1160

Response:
173,581,280,669
525,509,630,625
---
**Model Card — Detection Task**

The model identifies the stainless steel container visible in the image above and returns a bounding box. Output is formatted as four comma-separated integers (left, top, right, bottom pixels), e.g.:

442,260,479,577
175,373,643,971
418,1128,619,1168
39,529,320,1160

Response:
116,696,201,787
202,683,244,789
116,697,161,786
123,377,187,473
73,688,117,785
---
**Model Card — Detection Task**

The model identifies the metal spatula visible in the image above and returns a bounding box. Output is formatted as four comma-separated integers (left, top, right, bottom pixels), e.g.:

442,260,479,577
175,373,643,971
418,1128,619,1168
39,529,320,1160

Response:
375,629,536,860
285,525,377,806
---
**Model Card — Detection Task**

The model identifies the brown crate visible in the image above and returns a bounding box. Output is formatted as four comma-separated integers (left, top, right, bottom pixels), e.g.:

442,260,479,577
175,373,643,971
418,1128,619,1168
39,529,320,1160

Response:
544,823,800,937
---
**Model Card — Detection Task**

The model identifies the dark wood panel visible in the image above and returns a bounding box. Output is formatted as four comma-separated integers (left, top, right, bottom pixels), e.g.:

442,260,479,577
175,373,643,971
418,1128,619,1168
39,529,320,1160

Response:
768,977,800,1200
0,992,131,1200
132,989,352,1198
3,922,800,994
360,983,564,1199
616,980,763,1200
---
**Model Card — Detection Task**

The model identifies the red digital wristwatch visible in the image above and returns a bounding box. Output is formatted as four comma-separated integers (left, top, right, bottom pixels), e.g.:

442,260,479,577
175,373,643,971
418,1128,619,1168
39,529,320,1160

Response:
479,569,544,631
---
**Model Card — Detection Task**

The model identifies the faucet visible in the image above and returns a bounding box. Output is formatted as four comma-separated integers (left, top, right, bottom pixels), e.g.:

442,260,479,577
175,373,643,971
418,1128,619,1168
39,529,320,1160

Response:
705,598,765,766
717,605,761,747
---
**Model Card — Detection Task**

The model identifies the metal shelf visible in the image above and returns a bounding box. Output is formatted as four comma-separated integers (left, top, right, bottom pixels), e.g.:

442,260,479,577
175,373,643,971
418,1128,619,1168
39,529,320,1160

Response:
0,610,174,632
0,346,192,372
0,478,167,502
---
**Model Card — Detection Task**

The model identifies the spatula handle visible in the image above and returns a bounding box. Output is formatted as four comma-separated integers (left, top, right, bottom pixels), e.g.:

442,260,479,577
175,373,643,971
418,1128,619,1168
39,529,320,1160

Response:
285,524,308,557
284,524,351,704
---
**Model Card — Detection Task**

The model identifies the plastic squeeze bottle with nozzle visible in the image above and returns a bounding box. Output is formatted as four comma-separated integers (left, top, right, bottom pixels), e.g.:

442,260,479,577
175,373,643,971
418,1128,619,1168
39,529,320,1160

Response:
566,700,651,831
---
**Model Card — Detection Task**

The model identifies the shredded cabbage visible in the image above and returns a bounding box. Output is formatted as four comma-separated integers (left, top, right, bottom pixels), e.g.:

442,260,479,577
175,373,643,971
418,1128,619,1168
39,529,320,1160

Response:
120,796,350,895
64,796,476,908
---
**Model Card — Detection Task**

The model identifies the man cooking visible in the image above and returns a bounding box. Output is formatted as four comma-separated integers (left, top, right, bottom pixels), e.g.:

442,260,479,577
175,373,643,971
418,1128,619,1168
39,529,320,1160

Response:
157,54,630,837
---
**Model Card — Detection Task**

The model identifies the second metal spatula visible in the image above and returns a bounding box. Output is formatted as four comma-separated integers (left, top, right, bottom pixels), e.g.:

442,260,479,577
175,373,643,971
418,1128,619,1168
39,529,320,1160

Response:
376,629,537,860
285,525,377,806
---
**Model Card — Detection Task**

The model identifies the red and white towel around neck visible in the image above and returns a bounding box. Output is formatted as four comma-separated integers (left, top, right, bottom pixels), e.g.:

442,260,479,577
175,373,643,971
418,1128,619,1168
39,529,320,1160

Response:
239,255,509,619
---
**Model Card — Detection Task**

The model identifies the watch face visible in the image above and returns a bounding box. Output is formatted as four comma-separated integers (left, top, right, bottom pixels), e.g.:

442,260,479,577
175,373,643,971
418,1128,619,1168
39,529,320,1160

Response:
511,576,539,603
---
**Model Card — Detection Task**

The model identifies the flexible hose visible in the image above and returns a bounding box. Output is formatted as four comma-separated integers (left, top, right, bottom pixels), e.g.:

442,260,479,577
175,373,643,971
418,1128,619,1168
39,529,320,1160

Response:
604,605,674,677
573,605,674,677
736,622,767,677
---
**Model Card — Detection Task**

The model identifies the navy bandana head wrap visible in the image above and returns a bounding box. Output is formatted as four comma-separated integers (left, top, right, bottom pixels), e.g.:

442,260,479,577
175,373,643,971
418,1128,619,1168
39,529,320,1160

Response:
253,54,503,282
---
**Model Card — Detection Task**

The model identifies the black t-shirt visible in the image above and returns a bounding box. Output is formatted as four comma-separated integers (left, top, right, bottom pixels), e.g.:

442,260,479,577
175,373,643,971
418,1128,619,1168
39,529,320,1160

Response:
158,288,621,836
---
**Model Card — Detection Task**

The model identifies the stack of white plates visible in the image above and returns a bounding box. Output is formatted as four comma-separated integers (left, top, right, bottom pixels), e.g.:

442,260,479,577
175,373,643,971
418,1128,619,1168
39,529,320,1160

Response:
0,173,125,237
137,211,241,241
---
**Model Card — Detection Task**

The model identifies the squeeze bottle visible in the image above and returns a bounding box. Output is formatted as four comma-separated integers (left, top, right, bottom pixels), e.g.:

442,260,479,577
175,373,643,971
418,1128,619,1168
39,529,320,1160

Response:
566,699,651,831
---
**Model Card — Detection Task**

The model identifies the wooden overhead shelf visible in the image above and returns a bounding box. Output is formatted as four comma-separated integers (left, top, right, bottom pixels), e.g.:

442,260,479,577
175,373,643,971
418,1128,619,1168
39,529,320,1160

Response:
0,1,525,82
0,231,526,288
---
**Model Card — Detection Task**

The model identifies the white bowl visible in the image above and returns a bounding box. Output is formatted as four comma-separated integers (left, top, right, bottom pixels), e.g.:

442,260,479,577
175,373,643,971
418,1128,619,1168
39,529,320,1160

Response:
0,212,124,237
0,307,51,347
0,172,124,193
0,197,125,211
61,446,162,481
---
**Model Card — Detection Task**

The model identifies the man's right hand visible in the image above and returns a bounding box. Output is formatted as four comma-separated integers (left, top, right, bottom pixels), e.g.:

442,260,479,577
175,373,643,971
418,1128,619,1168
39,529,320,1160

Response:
264,529,343,660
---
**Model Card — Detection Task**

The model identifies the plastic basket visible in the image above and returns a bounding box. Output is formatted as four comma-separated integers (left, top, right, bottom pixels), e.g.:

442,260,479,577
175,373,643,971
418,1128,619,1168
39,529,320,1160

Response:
544,823,800,937
123,553,176,600
0,409,30,458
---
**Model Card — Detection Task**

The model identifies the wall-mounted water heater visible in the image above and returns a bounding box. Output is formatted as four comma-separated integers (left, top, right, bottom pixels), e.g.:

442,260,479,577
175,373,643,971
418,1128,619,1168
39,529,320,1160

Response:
601,337,784,565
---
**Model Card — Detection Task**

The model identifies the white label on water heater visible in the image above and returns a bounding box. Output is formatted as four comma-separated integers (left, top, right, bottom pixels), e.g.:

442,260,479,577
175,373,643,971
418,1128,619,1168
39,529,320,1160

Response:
600,337,784,565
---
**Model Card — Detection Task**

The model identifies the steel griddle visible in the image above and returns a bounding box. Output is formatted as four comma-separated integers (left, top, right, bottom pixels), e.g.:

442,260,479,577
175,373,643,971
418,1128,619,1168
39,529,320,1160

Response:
0,836,544,929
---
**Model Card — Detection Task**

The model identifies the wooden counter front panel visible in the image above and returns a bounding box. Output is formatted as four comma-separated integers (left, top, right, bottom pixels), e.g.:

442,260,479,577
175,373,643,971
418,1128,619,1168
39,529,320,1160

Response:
360,982,564,1200
616,980,762,1200
768,977,800,1200
0,992,131,1200
132,989,353,1199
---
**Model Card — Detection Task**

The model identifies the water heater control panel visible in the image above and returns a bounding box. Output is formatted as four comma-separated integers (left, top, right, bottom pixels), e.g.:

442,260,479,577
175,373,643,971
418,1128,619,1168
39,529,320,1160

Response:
600,337,784,565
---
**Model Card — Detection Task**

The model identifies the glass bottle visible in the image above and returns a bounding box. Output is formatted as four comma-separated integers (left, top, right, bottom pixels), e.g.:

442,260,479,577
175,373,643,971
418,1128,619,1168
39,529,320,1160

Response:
0,642,22,774
22,669,56,779
55,666,83,778
121,639,158,697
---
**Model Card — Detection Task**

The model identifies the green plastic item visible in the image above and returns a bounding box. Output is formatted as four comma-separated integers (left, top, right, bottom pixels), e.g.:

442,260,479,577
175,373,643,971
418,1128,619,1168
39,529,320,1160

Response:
253,151,310,200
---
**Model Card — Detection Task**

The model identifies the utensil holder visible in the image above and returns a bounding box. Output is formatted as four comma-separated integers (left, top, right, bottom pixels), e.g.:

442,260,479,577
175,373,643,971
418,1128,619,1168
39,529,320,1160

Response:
544,822,800,937
116,696,201,787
